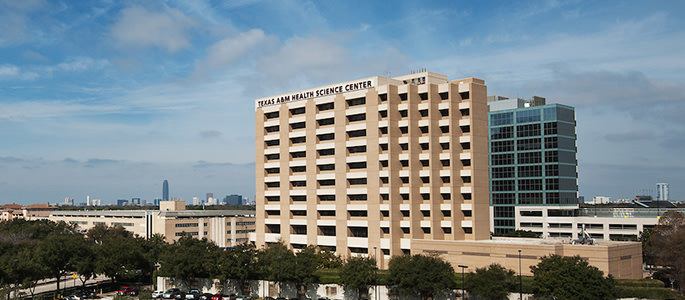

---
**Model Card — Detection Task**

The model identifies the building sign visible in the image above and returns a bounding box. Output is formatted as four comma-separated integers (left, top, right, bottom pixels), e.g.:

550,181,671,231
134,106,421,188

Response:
256,78,376,108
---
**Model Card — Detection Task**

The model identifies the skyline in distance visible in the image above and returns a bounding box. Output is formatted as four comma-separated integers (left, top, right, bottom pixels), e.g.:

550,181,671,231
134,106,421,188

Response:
1,1,684,204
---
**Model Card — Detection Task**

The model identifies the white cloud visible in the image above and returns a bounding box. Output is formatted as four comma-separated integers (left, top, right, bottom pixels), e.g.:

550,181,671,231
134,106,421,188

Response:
110,4,197,53
0,65,19,77
258,36,348,82
55,57,109,72
193,29,269,76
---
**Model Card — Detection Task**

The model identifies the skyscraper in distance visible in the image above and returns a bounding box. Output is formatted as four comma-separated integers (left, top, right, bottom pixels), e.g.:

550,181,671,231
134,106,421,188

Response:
163,180,169,201
656,183,669,201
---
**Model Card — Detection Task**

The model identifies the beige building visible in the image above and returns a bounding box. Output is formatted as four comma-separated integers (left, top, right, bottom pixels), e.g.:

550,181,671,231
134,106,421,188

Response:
49,201,255,247
1,203,57,221
254,71,490,263
252,71,643,279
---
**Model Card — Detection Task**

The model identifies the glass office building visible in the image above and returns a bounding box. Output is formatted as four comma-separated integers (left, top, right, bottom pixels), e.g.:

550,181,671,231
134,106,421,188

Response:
488,97,578,234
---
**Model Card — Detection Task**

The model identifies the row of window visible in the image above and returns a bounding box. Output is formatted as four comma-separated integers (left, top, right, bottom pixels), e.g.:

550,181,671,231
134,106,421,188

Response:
492,165,577,178
490,150,575,164
264,92,471,120
491,192,579,205
265,224,470,236
265,192,472,202
267,209,461,218
490,107,573,127
266,158,471,176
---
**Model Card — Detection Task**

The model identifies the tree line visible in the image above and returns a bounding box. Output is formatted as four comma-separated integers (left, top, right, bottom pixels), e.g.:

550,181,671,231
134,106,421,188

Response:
1,219,639,300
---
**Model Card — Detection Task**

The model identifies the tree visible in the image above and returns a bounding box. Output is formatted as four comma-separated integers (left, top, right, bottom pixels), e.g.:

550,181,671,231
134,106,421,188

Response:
96,234,151,282
531,255,615,300
159,236,221,287
339,256,376,299
292,246,322,298
388,254,455,300
35,231,83,295
645,211,685,292
465,264,515,300
215,243,257,294
256,242,295,296
73,240,97,288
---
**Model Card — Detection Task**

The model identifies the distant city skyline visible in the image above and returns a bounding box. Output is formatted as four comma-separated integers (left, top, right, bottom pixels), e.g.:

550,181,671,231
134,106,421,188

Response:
1,1,683,204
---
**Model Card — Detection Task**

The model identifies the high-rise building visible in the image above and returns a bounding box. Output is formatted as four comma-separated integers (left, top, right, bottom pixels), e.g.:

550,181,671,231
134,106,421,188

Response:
117,199,129,206
193,197,200,206
64,197,74,206
656,183,669,201
206,193,214,203
225,194,243,206
487,96,578,235
131,198,141,206
86,195,91,206
254,71,490,259
163,180,169,201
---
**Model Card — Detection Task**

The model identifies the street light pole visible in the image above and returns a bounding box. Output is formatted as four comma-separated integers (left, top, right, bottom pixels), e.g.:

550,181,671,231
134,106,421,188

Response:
373,246,378,300
277,255,282,298
518,249,522,300
457,265,468,299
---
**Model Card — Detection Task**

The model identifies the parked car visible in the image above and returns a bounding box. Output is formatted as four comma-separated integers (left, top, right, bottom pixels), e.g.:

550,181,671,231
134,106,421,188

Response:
174,292,187,300
199,293,214,300
152,291,164,299
185,290,201,300
117,287,138,296
163,288,182,299
210,293,223,300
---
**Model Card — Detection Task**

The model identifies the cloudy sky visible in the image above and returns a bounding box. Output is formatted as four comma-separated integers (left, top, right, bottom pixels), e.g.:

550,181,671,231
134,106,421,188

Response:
1,0,684,205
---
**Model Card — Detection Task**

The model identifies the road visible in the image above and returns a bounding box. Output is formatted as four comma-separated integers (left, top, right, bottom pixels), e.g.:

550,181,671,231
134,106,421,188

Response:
11,275,111,298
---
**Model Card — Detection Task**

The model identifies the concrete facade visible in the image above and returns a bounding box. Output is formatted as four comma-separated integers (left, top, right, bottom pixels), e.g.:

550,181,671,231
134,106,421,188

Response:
254,72,490,265
48,201,255,247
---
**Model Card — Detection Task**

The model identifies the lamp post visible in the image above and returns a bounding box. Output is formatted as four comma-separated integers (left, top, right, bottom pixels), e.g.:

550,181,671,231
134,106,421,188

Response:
277,255,282,298
373,246,378,300
518,249,522,300
457,265,468,299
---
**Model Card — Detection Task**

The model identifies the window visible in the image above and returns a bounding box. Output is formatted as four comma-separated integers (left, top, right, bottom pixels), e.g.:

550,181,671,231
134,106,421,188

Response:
546,178,559,190
318,118,334,126
517,124,541,137
349,227,368,237
291,151,306,158
346,97,365,107
291,181,306,187
348,178,367,185
490,112,513,126
492,154,514,165
491,141,514,152
265,111,279,119
265,125,279,133
318,164,335,171
318,133,334,141
290,107,305,115
319,195,335,201
319,226,336,236
317,102,334,111
348,145,366,153
347,113,366,122
492,167,515,178
492,180,515,191
290,136,306,144
544,136,558,148
490,126,513,140
348,162,366,169
518,165,542,177
318,179,335,186
518,152,541,164
291,225,307,234
349,194,367,201
265,167,279,174
291,166,306,173
494,206,514,218
419,92,428,100
492,193,515,205
399,93,407,101
290,122,305,130
545,151,558,162
348,129,366,138
516,109,541,123
544,122,557,135
317,149,335,156
518,179,542,191
265,153,279,160
519,193,543,204
291,195,306,201
517,138,541,150
265,139,280,146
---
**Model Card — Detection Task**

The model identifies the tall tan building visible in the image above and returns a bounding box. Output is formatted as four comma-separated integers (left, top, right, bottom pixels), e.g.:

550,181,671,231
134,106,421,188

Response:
254,71,490,263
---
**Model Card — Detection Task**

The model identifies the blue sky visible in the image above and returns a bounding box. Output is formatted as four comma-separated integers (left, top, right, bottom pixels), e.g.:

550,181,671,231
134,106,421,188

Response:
1,0,684,205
